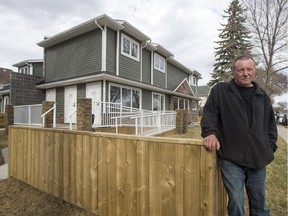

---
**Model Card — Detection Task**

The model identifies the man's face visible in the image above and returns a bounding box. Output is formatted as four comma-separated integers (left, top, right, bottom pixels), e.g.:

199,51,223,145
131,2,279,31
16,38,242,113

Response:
233,58,255,87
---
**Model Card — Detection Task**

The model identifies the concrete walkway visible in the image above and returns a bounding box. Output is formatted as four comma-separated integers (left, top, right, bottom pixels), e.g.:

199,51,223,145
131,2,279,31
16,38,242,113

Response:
277,125,288,143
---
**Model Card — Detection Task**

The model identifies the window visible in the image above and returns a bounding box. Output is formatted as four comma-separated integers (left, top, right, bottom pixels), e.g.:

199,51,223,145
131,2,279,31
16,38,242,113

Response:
109,84,141,110
191,100,197,111
173,97,189,110
189,75,197,86
121,34,139,61
154,53,165,72
152,93,165,111
20,66,30,75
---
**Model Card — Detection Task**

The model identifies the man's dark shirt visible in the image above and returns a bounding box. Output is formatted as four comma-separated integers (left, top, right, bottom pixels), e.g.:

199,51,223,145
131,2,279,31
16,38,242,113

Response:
234,81,256,128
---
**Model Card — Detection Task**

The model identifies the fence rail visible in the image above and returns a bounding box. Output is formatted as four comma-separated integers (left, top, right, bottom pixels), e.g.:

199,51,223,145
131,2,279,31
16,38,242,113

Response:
9,126,227,216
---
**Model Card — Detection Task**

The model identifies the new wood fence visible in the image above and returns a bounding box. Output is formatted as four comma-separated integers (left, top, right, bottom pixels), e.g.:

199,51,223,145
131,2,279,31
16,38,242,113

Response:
8,126,227,216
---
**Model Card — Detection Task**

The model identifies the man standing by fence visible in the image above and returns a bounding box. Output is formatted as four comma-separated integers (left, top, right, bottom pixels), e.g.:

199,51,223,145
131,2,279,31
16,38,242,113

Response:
201,55,278,215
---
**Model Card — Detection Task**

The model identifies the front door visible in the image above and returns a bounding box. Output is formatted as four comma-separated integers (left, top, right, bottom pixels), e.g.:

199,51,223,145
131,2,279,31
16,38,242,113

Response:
64,85,77,123
86,82,102,126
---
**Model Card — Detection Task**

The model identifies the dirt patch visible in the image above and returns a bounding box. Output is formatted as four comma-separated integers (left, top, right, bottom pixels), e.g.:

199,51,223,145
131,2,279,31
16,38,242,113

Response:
0,177,97,216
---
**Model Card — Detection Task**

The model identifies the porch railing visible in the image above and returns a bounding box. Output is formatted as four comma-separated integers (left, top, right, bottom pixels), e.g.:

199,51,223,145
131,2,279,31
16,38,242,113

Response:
14,104,42,126
92,101,151,128
41,103,56,128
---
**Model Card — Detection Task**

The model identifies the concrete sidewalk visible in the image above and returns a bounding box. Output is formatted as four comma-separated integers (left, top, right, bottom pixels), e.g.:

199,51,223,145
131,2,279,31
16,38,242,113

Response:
0,147,8,180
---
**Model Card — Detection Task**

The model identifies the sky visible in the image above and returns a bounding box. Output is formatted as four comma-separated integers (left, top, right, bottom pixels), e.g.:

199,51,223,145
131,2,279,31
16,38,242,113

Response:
0,0,232,86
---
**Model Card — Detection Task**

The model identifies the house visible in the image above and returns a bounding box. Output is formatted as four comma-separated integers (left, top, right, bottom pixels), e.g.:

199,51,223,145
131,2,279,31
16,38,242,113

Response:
36,14,202,126
198,85,211,108
0,67,13,113
0,60,45,113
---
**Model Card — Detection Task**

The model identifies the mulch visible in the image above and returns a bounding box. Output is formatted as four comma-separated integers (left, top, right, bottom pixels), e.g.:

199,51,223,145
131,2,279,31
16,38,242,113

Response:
0,177,97,216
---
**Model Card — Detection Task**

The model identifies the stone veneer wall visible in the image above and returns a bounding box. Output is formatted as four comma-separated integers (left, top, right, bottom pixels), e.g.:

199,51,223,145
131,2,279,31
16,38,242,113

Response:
176,109,188,134
42,101,54,128
5,105,14,134
0,114,5,128
77,98,92,131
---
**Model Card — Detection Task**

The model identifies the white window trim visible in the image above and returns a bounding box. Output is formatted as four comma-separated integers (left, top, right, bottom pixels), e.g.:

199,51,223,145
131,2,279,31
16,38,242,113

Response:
189,75,197,86
109,83,142,109
152,92,165,112
154,53,165,73
174,97,190,110
121,34,140,62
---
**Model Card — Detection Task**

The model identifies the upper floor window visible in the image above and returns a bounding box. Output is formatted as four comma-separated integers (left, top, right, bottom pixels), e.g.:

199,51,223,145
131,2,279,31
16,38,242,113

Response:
20,66,31,75
121,34,139,61
189,75,197,86
154,53,165,72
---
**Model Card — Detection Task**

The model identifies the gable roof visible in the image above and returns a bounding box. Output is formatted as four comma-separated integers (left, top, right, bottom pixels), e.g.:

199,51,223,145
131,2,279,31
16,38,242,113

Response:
173,78,195,97
0,67,13,84
198,85,211,97
37,14,201,80
12,59,43,68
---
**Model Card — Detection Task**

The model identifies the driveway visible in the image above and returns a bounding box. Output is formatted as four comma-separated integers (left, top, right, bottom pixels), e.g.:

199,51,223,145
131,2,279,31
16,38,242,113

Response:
277,125,288,143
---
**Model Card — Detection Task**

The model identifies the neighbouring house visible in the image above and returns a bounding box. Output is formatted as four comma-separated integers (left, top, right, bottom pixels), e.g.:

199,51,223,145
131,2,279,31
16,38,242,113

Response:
0,60,45,113
0,67,13,113
36,14,202,126
198,85,211,109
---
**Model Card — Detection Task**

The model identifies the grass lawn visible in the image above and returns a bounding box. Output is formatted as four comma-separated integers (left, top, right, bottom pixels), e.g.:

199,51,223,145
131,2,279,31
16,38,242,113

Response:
176,126,287,216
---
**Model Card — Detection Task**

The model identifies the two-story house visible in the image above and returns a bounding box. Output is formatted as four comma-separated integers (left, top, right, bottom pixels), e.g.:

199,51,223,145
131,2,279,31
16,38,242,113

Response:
0,67,13,113
36,14,201,125
0,60,45,113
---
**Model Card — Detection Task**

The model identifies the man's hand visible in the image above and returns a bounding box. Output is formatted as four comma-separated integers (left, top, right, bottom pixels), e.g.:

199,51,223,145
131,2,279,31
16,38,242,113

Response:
203,134,220,151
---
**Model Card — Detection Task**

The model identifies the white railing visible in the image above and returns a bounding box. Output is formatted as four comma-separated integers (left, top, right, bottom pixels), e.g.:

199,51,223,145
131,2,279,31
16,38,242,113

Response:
132,111,176,135
14,104,42,126
92,102,149,128
69,109,77,130
41,103,56,127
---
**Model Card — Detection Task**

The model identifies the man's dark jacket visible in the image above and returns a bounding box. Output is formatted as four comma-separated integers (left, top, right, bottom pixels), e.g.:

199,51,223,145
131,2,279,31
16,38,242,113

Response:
201,79,278,169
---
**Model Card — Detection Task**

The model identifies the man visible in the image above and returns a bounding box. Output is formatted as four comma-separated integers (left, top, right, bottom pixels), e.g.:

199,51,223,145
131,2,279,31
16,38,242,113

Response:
201,55,278,216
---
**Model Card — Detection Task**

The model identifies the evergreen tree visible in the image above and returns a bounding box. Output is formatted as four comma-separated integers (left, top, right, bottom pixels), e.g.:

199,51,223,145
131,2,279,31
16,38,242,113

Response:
208,0,252,86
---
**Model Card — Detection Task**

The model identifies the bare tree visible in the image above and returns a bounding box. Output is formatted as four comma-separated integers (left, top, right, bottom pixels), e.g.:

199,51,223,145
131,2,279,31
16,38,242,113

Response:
242,0,288,97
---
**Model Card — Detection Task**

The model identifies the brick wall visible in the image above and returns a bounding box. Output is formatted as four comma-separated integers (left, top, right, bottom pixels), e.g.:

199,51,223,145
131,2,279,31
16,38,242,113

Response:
10,73,45,105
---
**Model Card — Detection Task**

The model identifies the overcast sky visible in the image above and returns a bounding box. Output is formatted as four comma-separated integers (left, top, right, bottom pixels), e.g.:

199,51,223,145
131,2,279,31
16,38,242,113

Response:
0,0,234,86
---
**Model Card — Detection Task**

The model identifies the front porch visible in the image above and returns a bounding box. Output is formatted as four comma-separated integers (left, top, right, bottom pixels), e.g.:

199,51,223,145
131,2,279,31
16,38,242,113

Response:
10,100,195,136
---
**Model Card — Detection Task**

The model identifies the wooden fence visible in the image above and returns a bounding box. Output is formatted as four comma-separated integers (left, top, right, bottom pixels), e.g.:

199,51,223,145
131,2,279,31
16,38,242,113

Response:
8,126,227,216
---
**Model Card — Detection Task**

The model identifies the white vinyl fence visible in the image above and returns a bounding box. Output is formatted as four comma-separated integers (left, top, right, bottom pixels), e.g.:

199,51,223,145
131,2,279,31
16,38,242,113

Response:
14,104,42,126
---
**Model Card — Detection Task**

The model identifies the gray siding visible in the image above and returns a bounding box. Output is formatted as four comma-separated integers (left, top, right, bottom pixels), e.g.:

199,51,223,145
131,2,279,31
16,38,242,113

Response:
77,84,86,99
45,29,102,82
56,87,64,114
32,63,43,77
167,63,188,91
142,49,151,84
106,28,117,74
153,69,166,88
119,32,141,81
141,89,151,110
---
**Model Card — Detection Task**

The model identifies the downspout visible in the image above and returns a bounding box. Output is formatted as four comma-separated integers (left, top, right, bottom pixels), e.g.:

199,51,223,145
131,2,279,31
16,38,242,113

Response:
151,51,154,85
116,30,120,76
140,39,150,82
95,20,106,71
